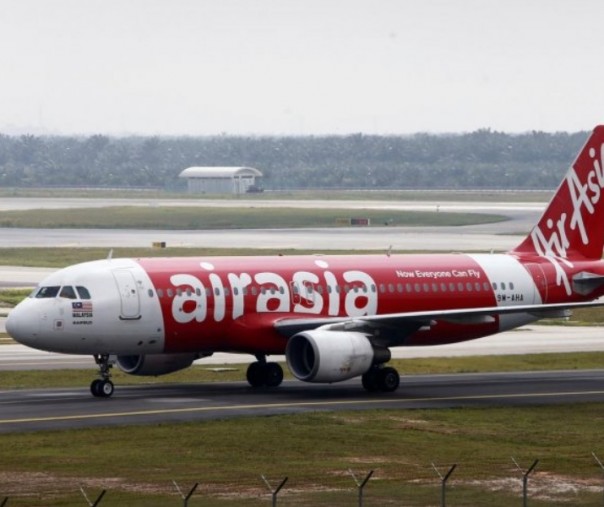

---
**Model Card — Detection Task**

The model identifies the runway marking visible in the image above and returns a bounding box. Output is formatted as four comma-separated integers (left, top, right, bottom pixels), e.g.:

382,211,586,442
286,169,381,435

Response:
1,389,604,425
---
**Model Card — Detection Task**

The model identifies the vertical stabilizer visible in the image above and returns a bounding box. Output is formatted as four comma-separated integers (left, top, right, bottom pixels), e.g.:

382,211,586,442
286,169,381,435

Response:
513,126,604,260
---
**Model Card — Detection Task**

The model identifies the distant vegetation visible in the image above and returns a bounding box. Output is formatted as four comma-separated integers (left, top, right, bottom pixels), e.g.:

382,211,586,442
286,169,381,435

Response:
0,130,587,190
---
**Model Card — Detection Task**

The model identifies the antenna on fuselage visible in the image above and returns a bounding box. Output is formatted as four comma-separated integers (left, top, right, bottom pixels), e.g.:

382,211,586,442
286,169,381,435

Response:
107,249,114,260
387,245,392,257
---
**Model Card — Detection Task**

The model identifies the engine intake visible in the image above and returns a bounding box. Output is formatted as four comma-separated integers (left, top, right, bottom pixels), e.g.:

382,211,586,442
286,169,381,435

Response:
116,353,197,376
286,330,385,383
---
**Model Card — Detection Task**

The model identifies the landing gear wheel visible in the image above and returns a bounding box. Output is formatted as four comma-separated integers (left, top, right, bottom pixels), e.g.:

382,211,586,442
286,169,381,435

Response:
265,362,284,387
90,379,102,397
379,367,400,392
246,361,284,387
362,365,400,393
246,362,265,387
362,370,380,392
91,354,115,398
90,379,114,398
99,380,114,397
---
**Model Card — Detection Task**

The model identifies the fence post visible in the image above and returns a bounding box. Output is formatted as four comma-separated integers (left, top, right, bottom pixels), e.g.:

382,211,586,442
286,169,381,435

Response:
512,457,539,507
593,452,604,506
79,486,106,507
348,469,374,507
432,463,457,507
261,475,288,507
172,480,199,507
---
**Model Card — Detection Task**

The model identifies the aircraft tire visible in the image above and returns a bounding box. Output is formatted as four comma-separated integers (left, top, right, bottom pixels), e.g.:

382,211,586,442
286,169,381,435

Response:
379,367,400,392
265,362,284,387
246,362,265,387
361,370,380,392
90,379,102,397
99,380,115,397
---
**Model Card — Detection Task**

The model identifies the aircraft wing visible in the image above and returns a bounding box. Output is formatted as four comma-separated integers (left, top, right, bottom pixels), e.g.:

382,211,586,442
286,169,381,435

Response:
273,299,604,345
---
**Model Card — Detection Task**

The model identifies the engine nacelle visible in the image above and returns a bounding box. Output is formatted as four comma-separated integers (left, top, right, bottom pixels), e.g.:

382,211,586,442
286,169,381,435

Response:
116,353,197,376
286,330,380,383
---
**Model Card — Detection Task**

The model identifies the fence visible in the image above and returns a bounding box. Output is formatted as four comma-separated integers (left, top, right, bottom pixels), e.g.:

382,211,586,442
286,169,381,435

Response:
2,454,604,506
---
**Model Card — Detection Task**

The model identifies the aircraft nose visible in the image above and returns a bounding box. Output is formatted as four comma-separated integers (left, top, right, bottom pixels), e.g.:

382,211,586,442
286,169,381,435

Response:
5,310,18,337
5,304,36,346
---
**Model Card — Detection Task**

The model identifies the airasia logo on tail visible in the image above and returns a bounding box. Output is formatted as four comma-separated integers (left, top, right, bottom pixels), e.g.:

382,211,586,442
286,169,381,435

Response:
530,142,604,295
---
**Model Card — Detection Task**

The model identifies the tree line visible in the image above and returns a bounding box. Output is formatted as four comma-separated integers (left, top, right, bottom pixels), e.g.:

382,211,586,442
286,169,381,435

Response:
0,130,588,190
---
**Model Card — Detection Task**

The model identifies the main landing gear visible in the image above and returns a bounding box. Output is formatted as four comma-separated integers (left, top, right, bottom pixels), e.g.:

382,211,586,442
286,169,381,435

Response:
91,354,115,398
246,355,284,388
361,365,400,392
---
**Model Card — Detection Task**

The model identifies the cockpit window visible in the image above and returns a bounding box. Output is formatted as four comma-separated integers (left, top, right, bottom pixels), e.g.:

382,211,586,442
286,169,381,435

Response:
34,286,61,298
59,286,77,299
76,286,91,300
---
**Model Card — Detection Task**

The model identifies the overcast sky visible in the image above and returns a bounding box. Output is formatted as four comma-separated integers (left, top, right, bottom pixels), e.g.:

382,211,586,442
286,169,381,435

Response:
1,0,603,136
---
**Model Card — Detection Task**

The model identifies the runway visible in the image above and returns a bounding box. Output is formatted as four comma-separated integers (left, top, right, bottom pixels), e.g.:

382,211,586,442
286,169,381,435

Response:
0,196,541,250
0,370,602,433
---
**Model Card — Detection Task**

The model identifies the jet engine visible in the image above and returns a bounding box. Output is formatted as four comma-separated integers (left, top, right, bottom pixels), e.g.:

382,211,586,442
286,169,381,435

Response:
116,353,197,376
285,330,388,383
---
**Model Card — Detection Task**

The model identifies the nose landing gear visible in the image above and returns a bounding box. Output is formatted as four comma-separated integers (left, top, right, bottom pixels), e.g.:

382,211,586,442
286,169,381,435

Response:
91,354,115,398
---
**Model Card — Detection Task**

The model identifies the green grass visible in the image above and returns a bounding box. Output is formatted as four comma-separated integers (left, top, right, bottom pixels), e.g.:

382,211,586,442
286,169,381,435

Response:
0,186,554,202
0,206,505,229
0,405,603,505
0,247,358,268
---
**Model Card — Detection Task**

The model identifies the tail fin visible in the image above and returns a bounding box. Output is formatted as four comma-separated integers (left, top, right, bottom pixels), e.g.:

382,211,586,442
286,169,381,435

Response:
513,125,604,260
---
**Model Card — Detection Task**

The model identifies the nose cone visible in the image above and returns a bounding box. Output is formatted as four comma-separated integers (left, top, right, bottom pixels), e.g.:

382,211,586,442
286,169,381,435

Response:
6,302,37,348
5,310,18,338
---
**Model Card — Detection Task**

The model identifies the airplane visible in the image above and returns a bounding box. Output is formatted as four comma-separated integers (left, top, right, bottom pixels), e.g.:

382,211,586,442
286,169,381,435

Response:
6,126,604,398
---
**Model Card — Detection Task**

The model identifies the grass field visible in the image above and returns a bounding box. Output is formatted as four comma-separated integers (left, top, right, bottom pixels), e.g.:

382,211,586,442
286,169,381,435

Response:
0,186,554,202
0,402,603,506
0,206,505,229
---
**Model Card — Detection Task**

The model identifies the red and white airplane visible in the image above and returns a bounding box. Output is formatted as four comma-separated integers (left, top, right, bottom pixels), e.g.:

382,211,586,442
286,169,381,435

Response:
7,127,604,397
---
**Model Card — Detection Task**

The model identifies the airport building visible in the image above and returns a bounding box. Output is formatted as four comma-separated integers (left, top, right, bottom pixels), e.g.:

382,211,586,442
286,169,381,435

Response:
179,166,263,194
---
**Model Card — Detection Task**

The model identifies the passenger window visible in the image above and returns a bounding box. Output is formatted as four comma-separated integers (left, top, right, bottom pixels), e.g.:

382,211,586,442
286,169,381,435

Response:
466,282,473,291
509,282,515,290
492,282,498,290
483,282,490,291
147,289,153,298
76,286,91,299
157,289,164,298
59,286,77,299
432,283,438,292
